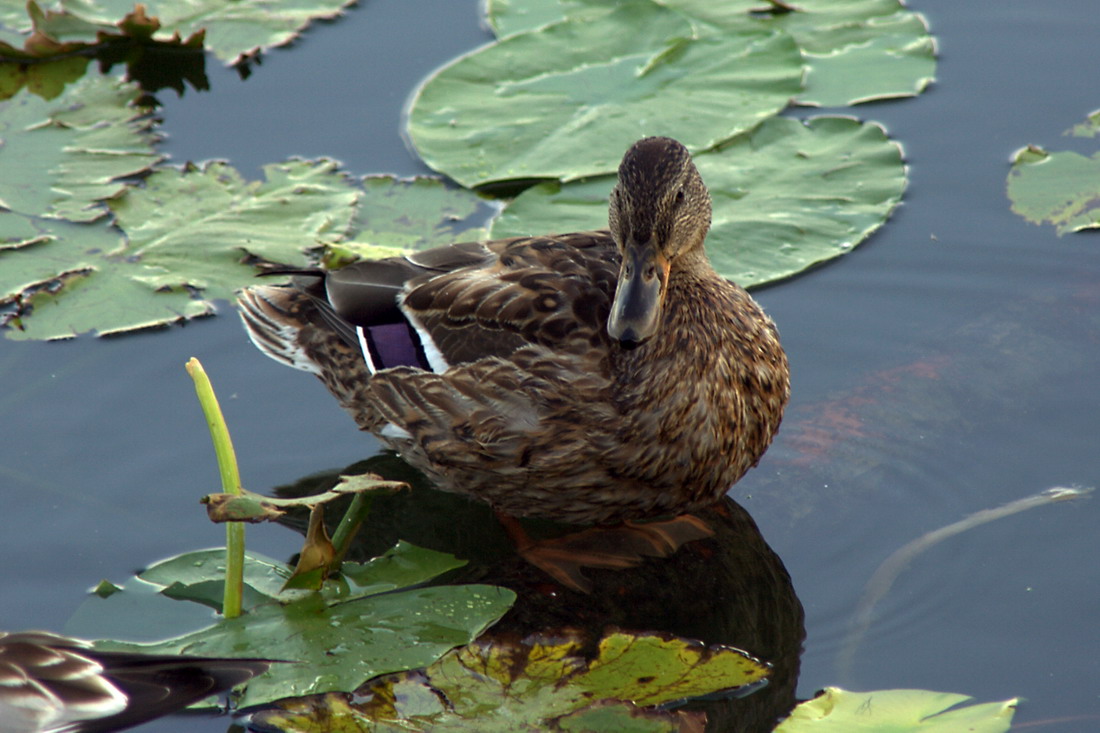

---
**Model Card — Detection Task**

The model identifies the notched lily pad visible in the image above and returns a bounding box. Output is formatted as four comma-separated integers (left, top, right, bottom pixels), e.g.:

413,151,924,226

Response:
1007,141,1100,236
407,0,802,188
3,158,359,340
75,545,514,708
253,630,768,731
491,116,906,288
774,687,1017,732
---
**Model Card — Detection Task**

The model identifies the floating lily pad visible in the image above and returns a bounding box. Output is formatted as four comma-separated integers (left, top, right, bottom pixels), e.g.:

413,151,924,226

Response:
2,158,359,339
328,175,492,264
407,0,802,188
76,545,513,708
485,0,935,108
774,687,1017,732
1065,109,1100,138
491,116,906,288
253,630,767,731
0,0,355,65
1007,143,1100,236
0,73,159,222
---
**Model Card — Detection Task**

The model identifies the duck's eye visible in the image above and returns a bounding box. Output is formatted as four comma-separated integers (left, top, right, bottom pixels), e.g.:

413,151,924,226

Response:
674,188,686,204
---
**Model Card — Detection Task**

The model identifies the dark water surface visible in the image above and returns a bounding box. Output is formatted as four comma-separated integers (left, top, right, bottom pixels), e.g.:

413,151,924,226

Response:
2,0,1099,730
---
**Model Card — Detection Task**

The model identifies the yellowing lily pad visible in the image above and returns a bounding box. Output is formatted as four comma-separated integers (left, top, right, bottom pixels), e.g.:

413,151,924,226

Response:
407,0,802,188
1007,143,1100,236
253,630,768,731
774,687,1018,732
491,116,906,288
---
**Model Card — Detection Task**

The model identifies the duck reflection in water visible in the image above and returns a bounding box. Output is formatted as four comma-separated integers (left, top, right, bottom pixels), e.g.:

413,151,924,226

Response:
273,455,805,733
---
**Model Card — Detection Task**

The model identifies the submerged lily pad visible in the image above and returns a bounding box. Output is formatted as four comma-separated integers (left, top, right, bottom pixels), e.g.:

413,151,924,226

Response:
1007,143,1100,235
2,158,359,339
407,0,802,188
77,545,514,708
774,687,1017,732
254,630,767,731
491,116,906,288
485,0,936,108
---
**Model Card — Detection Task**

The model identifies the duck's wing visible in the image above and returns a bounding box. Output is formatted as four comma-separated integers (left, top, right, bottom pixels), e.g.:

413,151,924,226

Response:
325,231,620,372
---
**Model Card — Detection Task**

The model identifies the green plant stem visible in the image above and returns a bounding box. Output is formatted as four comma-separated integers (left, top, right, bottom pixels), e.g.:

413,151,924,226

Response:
330,493,376,567
186,357,245,619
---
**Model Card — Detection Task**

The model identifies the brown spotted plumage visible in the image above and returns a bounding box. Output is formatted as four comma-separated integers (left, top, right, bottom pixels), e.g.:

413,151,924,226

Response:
238,137,789,526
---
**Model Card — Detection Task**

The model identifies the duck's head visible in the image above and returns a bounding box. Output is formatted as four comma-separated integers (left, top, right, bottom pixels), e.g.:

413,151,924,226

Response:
607,136,712,346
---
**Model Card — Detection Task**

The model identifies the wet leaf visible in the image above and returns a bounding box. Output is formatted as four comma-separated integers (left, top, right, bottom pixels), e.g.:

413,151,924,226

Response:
254,630,767,731
2,158,359,339
491,116,905,288
774,687,1017,732
327,175,492,264
1007,143,1100,235
484,0,936,108
73,546,513,708
407,0,802,188
201,474,405,521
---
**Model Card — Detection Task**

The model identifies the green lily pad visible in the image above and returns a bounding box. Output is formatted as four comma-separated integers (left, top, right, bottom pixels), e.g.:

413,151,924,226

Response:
1007,143,1100,235
253,630,767,731
0,0,355,65
485,0,936,108
77,545,514,708
407,0,802,188
1065,109,1100,138
327,175,492,264
774,687,1018,732
0,73,159,222
491,116,906,288
2,158,359,340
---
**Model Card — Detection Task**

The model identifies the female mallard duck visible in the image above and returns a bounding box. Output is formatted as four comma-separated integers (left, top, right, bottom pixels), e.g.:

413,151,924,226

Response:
239,136,788,537
0,631,269,733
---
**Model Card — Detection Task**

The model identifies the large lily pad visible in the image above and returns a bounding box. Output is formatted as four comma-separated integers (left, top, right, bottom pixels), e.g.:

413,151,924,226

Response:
407,0,802,188
79,545,515,708
253,630,768,731
774,687,1017,732
1006,143,1100,236
491,116,906,288
485,0,935,108
2,158,359,339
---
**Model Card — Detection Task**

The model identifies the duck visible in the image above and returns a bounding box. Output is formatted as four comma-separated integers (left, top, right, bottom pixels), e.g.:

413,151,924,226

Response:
0,630,270,733
238,137,789,584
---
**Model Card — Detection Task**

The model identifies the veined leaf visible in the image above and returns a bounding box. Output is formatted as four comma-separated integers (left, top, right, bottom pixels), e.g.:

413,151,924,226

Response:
491,116,906,288
407,0,802,188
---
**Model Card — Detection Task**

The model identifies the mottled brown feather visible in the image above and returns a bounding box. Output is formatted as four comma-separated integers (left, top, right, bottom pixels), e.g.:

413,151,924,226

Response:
238,137,789,524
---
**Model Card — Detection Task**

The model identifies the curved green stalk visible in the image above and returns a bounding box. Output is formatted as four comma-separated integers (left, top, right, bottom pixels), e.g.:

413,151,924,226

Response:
186,357,245,619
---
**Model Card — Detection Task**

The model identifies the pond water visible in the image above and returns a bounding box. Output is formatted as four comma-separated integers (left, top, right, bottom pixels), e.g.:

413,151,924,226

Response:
2,0,1099,731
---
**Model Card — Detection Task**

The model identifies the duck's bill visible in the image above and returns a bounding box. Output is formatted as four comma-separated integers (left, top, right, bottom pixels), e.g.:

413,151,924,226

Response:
607,240,669,345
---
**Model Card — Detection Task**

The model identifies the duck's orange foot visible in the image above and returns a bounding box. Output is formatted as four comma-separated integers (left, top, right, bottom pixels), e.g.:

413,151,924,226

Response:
497,513,714,592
